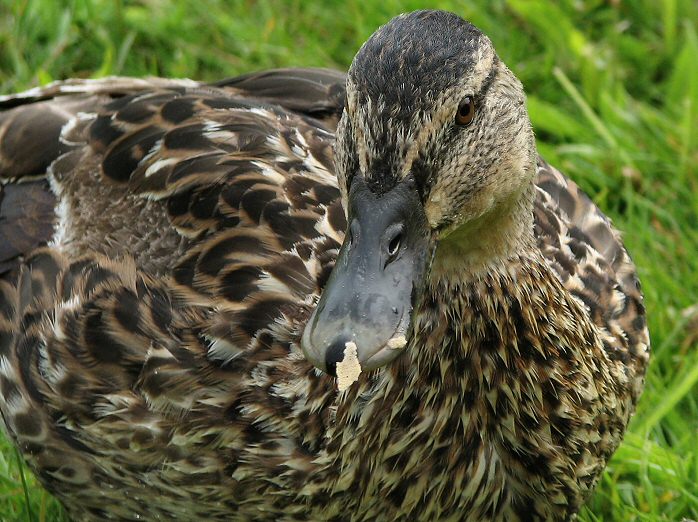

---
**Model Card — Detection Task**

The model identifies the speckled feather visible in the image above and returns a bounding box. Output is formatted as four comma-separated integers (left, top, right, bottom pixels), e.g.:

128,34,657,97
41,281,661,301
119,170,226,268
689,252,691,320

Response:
0,33,648,522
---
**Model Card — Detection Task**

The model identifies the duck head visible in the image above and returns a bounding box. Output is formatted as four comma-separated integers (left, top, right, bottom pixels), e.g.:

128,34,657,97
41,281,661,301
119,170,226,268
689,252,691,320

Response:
302,10,537,375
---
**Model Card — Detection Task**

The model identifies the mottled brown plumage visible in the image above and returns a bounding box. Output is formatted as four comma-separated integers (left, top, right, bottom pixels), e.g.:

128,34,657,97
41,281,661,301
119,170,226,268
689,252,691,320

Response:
0,10,648,521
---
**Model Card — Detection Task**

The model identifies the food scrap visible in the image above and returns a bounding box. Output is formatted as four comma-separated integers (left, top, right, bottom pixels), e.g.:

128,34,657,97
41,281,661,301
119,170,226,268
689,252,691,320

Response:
336,341,362,391
386,335,407,350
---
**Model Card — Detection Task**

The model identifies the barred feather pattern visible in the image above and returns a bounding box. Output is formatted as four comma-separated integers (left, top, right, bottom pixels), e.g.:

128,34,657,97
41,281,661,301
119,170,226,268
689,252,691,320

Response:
0,71,648,521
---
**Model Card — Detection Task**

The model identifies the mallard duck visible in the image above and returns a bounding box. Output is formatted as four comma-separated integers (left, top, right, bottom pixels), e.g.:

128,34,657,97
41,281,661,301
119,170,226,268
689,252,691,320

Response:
0,10,649,521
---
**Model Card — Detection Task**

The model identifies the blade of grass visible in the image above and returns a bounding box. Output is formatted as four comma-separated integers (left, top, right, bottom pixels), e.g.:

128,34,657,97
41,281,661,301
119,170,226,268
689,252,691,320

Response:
15,448,34,522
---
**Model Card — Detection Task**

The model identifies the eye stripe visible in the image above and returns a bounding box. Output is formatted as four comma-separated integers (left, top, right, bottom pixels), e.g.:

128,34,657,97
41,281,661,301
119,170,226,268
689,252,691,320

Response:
477,59,499,98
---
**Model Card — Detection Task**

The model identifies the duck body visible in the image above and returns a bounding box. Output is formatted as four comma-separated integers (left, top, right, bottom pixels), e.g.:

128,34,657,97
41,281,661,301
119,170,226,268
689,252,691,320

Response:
0,11,648,521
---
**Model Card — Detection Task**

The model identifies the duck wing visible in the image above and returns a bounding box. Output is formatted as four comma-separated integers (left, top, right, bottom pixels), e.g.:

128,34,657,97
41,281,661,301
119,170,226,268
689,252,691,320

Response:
0,68,350,368
0,70,349,518
0,77,205,280
213,67,346,127
534,158,649,400
0,69,348,277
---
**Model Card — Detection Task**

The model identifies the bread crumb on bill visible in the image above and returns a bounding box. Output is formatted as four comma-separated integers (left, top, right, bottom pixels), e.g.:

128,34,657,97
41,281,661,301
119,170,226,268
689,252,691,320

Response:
386,335,407,349
336,341,362,391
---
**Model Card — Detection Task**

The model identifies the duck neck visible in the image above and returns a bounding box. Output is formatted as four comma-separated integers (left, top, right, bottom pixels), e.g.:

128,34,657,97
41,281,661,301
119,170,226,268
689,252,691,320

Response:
408,245,593,399
430,182,536,281
406,178,590,391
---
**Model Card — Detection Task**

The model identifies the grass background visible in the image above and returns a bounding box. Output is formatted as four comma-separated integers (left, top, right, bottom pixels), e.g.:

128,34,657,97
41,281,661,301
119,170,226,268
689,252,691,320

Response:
0,0,696,520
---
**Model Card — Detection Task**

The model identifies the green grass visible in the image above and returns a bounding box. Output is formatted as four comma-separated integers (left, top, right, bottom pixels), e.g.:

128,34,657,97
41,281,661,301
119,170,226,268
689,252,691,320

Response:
0,0,696,520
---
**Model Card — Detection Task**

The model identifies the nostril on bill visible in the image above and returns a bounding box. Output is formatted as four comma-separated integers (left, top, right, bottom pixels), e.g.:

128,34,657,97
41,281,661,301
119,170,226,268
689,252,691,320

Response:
325,336,352,377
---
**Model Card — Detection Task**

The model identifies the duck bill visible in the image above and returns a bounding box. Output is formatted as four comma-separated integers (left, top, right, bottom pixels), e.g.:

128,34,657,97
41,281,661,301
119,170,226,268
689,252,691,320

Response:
301,175,432,375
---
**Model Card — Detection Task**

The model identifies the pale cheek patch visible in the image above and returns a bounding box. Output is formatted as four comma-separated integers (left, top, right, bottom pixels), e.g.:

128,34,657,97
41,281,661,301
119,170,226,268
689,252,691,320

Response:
336,341,362,391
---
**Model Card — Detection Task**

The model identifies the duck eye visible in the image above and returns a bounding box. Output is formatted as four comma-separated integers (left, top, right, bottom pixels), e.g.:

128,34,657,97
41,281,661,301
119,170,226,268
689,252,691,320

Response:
455,96,475,126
